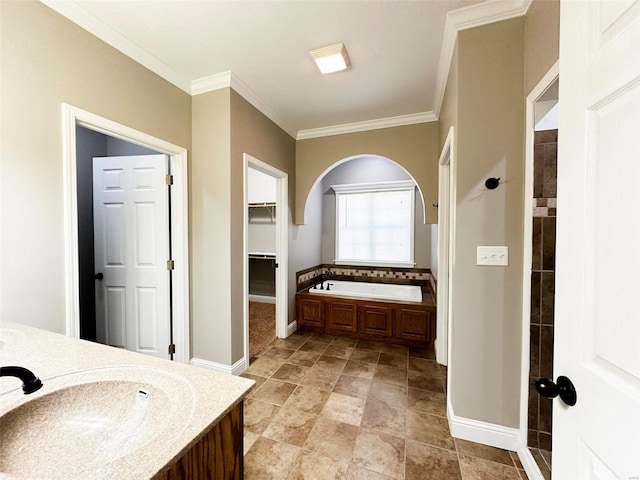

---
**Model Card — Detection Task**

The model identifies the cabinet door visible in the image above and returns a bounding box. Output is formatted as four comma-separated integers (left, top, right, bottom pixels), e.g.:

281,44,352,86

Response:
359,304,393,337
298,298,324,328
395,308,434,345
326,301,358,334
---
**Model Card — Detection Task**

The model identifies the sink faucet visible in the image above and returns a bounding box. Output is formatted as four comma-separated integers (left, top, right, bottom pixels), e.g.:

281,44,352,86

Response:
0,366,43,394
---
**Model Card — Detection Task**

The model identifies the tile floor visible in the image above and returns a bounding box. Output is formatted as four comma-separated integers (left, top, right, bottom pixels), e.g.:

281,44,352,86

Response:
241,331,529,479
248,301,276,358
529,448,552,480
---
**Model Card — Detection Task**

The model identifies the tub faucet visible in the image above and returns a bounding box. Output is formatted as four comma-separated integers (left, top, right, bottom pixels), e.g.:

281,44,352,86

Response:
0,366,43,394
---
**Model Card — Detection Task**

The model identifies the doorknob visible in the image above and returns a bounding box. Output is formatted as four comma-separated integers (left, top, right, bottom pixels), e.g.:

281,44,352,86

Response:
535,375,577,406
94,272,104,280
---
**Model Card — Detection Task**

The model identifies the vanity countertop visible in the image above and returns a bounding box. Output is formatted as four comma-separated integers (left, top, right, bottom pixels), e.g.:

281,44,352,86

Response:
0,321,254,479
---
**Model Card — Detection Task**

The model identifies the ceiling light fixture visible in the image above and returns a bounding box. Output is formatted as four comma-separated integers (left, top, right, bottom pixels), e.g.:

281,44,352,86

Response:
310,43,351,74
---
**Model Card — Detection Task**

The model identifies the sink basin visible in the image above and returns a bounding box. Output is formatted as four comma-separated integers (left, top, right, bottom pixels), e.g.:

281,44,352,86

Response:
0,366,195,479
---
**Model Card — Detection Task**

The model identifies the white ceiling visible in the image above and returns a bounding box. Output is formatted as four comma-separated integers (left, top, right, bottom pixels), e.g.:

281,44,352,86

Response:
42,0,529,138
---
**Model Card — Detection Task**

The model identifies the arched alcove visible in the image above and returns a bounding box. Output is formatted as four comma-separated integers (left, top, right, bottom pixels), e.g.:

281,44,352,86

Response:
294,122,439,225
305,153,426,222
312,154,431,269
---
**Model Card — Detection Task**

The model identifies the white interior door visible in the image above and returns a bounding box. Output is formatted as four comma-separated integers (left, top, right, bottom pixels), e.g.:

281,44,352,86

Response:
554,1,640,477
93,154,170,359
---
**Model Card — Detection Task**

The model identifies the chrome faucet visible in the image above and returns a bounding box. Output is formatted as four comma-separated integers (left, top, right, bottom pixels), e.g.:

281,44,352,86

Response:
0,366,43,394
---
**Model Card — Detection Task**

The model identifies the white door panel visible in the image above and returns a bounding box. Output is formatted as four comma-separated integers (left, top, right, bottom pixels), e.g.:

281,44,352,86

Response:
105,286,126,348
93,154,170,359
555,1,640,478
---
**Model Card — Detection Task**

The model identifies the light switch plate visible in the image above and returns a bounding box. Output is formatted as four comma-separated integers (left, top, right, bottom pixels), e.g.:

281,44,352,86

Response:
477,246,509,266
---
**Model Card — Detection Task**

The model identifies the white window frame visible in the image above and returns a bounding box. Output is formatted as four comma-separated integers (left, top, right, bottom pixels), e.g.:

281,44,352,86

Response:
332,180,416,268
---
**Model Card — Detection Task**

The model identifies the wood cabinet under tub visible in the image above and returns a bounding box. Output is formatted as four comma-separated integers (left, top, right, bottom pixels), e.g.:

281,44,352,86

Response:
296,291,435,349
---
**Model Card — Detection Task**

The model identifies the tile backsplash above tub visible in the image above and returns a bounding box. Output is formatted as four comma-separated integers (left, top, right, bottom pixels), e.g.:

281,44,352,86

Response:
296,264,433,293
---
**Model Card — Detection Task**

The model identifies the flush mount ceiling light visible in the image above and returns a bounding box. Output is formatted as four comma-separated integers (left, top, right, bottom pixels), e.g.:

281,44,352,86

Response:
310,43,351,74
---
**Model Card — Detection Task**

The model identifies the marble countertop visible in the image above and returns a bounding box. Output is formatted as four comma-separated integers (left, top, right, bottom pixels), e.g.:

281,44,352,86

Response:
0,322,254,479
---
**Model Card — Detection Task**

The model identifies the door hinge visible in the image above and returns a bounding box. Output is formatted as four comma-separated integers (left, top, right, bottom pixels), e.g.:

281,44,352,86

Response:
167,260,175,270
168,343,176,355
166,174,174,185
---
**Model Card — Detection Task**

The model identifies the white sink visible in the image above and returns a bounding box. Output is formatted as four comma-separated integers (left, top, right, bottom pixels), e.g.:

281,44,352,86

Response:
0,366,195,479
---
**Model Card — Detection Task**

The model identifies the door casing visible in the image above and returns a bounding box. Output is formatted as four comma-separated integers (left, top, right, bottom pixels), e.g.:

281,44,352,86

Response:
516,61,559,479
62,103,191,364
436,126,455,367
243,153,289,370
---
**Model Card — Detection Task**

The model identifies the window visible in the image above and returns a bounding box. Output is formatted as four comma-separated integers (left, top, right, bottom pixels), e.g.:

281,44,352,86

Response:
333,181,415,266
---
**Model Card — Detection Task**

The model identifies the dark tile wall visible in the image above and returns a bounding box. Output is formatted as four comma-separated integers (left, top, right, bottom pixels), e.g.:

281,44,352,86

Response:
529,130,557,451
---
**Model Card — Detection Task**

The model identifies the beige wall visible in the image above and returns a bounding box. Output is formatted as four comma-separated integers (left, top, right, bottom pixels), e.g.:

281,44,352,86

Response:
0,1,191,333
191,89,232,362
230,90,297,363
439,44,459,152
524,0,560,95
295,123,440,226
191,89,300,365
446,3,559,431
450,18,525,428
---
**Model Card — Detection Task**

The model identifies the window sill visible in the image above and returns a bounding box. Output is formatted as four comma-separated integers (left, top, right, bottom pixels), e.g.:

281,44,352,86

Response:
333,260,416,269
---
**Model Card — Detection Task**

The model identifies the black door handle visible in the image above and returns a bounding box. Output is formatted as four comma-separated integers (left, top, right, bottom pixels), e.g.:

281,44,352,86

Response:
535,375,577,406
94,272,104,280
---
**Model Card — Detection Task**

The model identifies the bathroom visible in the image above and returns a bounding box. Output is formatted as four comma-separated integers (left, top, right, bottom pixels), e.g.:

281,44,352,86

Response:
3,1,638,478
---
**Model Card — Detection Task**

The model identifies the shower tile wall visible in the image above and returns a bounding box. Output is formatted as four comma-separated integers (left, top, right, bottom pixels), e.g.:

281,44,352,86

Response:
529,129,557,451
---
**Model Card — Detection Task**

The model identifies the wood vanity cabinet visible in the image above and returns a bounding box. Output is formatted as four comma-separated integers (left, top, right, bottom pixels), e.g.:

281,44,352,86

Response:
326,300,358,334
158,401,243,479
296,291,435,349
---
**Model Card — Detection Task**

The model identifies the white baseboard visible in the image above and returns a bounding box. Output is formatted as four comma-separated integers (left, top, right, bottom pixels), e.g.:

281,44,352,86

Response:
447,402,520,451
287,320,298,337
190,356,247,376
249,294,276,304
518,447,545,480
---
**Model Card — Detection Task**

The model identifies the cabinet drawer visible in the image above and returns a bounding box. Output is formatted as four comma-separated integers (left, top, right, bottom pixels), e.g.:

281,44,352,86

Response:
326,301,358,334
359,304,393,337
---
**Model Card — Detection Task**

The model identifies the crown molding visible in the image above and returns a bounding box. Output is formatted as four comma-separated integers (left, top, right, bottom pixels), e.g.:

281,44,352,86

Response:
42,0,533,139
191,71,232,95
296,112,437,140
40,0,191,93
229,73,297,137
432,0,533,118
191,71,296,137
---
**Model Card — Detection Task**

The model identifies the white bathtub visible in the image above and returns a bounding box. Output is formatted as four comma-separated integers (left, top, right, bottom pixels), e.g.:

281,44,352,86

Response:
309,280,422,303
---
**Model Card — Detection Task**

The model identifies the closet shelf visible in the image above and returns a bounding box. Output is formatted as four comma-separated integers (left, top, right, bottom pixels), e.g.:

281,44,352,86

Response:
248,252,276,260
248,202,276,222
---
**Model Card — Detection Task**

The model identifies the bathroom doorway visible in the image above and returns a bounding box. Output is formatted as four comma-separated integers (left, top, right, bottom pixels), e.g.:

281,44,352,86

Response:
519,64,558,479
243,154,289,365
62,104,191,364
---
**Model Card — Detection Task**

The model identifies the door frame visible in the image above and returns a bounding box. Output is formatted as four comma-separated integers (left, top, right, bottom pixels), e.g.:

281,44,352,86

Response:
436,126,455,366
243,154,289,366
61,103,191,364
516,61,559,478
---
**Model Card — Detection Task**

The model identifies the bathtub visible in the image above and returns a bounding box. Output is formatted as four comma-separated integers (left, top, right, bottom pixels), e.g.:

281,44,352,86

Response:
309,280,422,303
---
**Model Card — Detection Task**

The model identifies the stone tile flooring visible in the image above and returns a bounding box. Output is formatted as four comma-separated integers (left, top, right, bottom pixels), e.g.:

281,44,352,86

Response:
248,302,276,358
529,448,552,480
241,331,529,479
